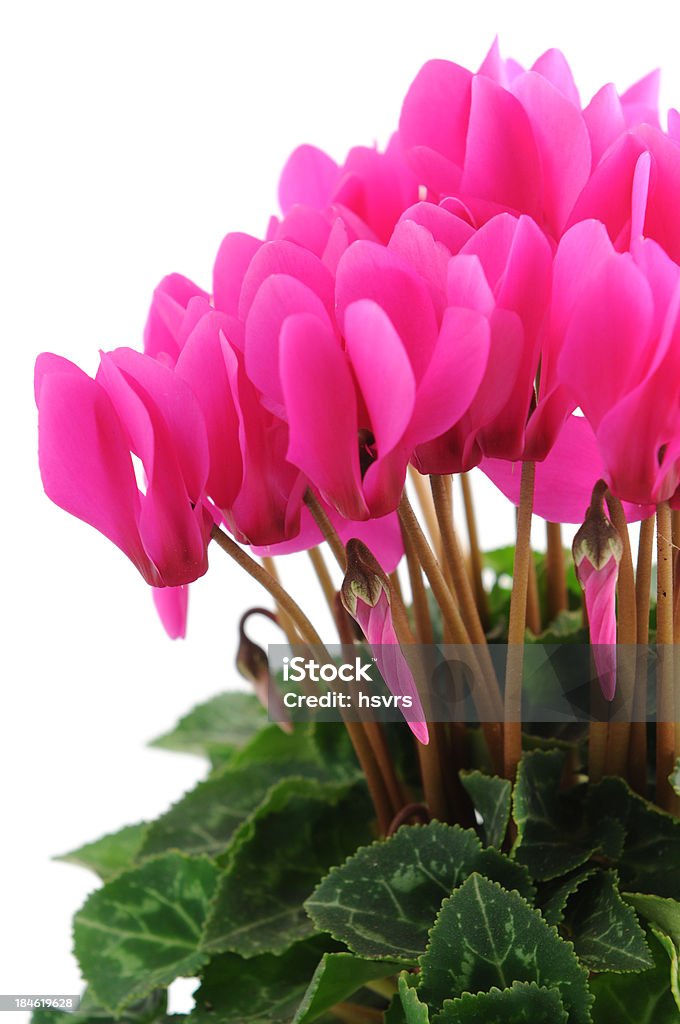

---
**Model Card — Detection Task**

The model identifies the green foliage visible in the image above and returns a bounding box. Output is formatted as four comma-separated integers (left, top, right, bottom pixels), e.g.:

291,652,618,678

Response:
305,822,534,961
436,982,568,1023
459,770,511,849
562,870,652,972
57,823,148,880
293,953,402,1024
590,929,680,1023
149,691,267,765
419,874,591,1022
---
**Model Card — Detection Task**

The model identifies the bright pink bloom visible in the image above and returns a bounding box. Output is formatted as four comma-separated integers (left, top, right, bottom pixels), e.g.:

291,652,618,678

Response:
572,483,623,701
35,349,211,588
277,134,420,245
399,41,661,241
341,539,428,743
280,241,490,519
153,586,189,639
412,212,552,472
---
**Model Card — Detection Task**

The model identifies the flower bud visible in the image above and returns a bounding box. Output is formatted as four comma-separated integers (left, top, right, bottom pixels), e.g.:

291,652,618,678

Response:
340,538,390,617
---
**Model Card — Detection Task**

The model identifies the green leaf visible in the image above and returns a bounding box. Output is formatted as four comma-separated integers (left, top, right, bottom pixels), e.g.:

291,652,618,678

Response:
56,823,148,881
436,982,568,1023
419,874,591,1023
512,751,594,880
590,928,679,1023
139,726,332,861
459,771,511,849
190,937,332,1024
564,870,652,972
592,777,680,899
73,852,219,1014
393,973,429,1024
527,610,586,644
624,893,680,948
293,953,401,1024
149,691,267,763
651,927,680,1012
539,868,597,926
305,822,535,962
32,990,168,1024
203,777,373,957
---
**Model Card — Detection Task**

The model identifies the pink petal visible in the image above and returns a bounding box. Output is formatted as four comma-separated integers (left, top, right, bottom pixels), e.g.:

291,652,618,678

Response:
35,354,149,578
175,312,243,509
482,414,654,523
354,590,429,744
388,219,451,305
511,71,591,235
620,69,661,128
583,84,626,169
153,585,189,639
144,274,209,364
460,75,542,219
213,232,263,318
271,204,333,257
245,274,332,415
238,239,334,321
399,59,472,171
577,557,618,700
397,201,475,254
336,241,439,381
280,312,367,521
278,144,340,214
530,48,581,106
409,307,490,445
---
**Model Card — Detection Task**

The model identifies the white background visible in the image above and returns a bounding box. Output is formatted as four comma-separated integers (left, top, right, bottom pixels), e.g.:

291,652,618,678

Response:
2,0,680,1014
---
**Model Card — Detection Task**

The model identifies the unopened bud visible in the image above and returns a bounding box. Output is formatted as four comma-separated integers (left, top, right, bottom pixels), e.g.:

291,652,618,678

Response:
572,480,623,573
340,538,390,616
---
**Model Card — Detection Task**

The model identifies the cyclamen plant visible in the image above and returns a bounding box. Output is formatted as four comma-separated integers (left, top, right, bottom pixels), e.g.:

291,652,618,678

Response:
35,40,680,1024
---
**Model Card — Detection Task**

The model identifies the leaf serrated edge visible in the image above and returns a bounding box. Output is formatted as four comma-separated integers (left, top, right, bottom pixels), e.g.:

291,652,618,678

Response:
73,851,217,1016
55,821,151,882
566,869,654,975
434,980,568,1024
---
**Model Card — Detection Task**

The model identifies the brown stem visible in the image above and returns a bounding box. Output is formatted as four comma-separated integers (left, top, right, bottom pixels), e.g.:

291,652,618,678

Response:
387,802,431,835
526,544,542,635
260,556,300,647
307,546,338,619
389,569,404,607
212,525,393,830
656,502,679,813
401,520,434,644
630,515,654,794
460,472,490,629
503,461,535,781
304,490,347,570
545,522,568,621
674,510,680,644
409,465,444,562
399,492,504,771
604,492,637,778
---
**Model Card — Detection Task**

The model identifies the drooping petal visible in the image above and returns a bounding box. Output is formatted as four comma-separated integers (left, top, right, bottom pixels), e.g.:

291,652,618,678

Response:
212,232,263,318
399,59,472,191
354,590,429,744
530,48,581,106
238,239,334,321
576,557,618,700
280,312,367,521
35,354,149,578
144,274,209,364
583,84,627,169
153,585,189,639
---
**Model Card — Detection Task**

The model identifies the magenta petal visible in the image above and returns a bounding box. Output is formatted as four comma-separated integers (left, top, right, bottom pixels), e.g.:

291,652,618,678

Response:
153,585,189,639
530,48,581,106
238,239,334,321
399,59,472,170
175,313,243,509
409,307,490,445
461,75,542,219
336,241,439,380
482,415,653,523
213,232,263,318
278,144,340,214
334,512,403,573
583,85,626,169
511,71,591,235
280,312,367,521
144,274,209,364
354,591,429,744
577,557,618,700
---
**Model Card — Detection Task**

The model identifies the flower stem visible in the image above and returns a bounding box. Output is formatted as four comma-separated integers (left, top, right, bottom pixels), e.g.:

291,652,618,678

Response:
604,492,637,778
409,465,444,562
526,542,541,635
503,461,535,781
304,490,348,570
260,556,300,647
630,515,654,794
460,472,490,629
656,502,679,813
401,520,434,644
545,522,568,622
211,524,394,831
307,546,338,620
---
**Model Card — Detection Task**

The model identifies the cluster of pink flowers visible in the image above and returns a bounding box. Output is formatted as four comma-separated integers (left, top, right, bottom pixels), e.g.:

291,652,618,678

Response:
36,41,680,655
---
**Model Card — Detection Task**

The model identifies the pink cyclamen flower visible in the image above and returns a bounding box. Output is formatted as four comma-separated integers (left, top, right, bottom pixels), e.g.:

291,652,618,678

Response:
341,539,428,744
572,481,623,701
35,348,211,588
